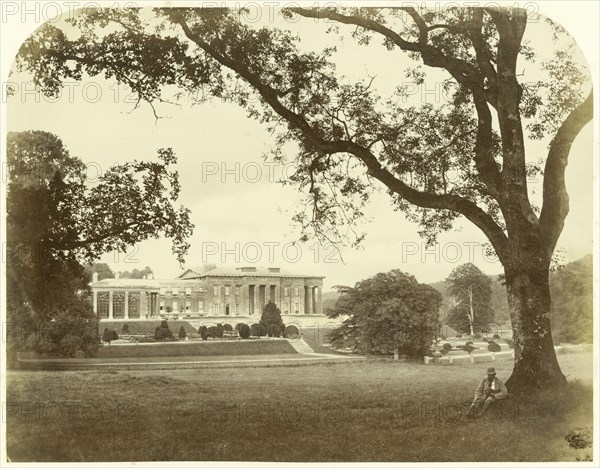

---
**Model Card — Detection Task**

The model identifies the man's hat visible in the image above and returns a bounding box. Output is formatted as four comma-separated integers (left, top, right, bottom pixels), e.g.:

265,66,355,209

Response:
487,367,496,375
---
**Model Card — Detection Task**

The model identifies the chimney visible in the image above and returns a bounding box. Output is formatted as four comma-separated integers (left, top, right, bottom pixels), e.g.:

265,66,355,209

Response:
92,272,98,283
115,272,120,279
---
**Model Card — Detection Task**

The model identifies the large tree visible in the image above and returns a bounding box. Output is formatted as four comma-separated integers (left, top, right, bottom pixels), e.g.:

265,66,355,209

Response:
7,131,193,315
14,7,593,391
445,263,493,336
328,270,441,357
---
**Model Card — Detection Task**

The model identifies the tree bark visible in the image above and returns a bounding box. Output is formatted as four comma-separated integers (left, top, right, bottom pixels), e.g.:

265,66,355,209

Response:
504,263,566,393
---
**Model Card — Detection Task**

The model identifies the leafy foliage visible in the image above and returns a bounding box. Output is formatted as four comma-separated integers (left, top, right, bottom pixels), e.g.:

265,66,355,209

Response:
260,301,285,337
445,263,493,335
550,255,593,344
328,270,441,356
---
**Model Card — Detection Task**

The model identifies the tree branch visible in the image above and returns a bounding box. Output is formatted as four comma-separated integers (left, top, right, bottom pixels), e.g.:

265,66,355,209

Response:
539,91,593,254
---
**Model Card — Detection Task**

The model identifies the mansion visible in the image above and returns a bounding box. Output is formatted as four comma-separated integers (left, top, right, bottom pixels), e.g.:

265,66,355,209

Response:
91,266,325,321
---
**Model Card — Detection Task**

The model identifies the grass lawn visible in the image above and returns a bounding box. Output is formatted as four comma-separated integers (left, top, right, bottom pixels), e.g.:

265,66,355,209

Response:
6,352,593,462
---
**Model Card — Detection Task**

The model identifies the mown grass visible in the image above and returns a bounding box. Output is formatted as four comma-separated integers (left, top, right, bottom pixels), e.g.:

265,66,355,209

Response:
6,352,593,462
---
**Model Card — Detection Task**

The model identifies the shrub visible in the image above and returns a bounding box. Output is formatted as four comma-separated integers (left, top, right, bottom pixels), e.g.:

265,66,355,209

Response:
250,323,262,337
464,345,475,355
207,326,217,338
285,325,300,339
488,341,501,353
223,324,233,332
239,323,251,339
506,339,514,349
122,323,130,334
178,326,187,340
102,328,118,344
492,333,500,340
465,341,474,346
200,326,208,341
216,323,224,338
442,343,452,351
564,427,593,449
160,320,169,328
234,323,243,331
156,327,173,341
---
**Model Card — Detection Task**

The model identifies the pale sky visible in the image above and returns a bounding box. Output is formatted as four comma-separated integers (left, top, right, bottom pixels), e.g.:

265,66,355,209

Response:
2,2,597,291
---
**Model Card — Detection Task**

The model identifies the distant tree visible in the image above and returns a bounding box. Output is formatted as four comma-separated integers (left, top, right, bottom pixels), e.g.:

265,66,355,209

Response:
85,263,114,281
200,325,208,341
260,301,285,337
445,263,493,337
156,326,173,342
119,266,154,279
550,255,592,344
327,270,441,357
178,325,187,339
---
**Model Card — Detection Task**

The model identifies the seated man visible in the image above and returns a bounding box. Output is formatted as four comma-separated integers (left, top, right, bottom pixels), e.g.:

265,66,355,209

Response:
464,367,508,418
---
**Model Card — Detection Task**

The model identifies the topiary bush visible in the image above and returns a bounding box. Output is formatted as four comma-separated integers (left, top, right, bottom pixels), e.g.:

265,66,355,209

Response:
464,344,475,355
206,326,217,338
285,325,299,339
488,341,501,353
250,323,261,337
492,333,500,340
102,328,118,344
216,323,224,338
156,326,173,342
465,341,474,346
223,324,233,332
178,326,187,340
239,323,251,339
122,323,130,334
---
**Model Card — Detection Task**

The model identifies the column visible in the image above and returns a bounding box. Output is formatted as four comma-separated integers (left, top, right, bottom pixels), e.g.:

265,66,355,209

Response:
274,284,280,308
108,290,114,319
305,286,313,314
93,290,98,315
124,291,129,319
317,286,322,314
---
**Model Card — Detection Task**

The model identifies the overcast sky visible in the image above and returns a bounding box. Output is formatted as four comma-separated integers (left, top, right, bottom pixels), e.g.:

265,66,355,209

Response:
3,2,597,291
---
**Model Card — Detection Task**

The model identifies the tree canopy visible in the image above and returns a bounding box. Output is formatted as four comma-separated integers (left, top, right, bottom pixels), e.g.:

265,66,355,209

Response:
445,263,493,335
7,130,193,314
328,270,441,356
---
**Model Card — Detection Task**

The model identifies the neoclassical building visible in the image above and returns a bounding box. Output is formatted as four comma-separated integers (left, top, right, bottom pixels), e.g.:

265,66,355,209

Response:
91,266,324,321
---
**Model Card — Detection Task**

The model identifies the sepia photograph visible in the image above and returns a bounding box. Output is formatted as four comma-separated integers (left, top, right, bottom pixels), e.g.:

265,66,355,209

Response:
1,0,597,465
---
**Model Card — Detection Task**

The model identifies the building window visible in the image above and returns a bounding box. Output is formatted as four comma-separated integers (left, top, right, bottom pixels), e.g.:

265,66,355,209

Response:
172,288,179,297
225,286,230,296
185,287,192,297
97,292,109,318
160,300,165,311
159,288,166,296
295,303,299,314
225,304,231,315
213,286,219,297
235,303,240,315
213,303,219,315
294,286,299,297
235,286,240,296
198,301,204,311
128,292,140,319
186,300,191,312
113,292,125,319
173,301,179,312
283,307,289,315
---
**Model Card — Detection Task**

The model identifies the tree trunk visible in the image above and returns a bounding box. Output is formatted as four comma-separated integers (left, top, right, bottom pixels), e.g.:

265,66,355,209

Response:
467,286,475,337
505,265,566,393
